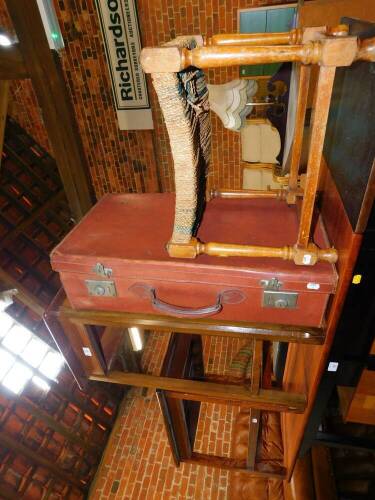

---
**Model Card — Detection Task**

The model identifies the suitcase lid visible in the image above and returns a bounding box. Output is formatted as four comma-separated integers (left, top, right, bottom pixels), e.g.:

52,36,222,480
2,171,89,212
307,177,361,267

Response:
51,193,338,293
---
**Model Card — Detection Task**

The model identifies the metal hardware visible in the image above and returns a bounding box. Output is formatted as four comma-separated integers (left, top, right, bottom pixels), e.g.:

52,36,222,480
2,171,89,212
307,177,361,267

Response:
262,289,298,309
261,278,297,309
260,277,283,290
92,262,113,278
85,279,117,297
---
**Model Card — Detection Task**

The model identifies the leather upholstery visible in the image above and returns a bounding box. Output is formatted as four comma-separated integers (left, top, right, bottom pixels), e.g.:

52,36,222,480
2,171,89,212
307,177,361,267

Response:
229,411,284,500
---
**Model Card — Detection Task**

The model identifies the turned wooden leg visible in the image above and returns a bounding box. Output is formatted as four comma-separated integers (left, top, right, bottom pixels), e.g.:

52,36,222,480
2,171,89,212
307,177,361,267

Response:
206,25,349,47
141,37,359,73
207,30,302,47
167,238,338,265
209,188,287,201
141,43,323,73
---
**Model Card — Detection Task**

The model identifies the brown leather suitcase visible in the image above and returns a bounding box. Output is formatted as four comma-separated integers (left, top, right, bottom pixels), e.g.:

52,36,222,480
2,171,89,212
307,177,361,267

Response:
51,193,337,327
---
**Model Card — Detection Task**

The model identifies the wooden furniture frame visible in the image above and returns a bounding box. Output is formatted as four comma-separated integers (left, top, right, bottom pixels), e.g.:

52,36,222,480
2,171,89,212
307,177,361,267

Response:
45,300,327,416
44,263,339,479
47,301,318,477
156,333,286,478
141,25,375,266
289,13,375,480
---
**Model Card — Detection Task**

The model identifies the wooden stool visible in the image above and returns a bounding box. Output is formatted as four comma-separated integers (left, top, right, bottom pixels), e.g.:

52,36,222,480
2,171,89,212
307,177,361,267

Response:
141,25,375,265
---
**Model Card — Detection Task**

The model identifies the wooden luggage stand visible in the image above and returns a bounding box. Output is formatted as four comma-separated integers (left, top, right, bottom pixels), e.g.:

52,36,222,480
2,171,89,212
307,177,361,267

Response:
141,25,375,266
44,292,327,479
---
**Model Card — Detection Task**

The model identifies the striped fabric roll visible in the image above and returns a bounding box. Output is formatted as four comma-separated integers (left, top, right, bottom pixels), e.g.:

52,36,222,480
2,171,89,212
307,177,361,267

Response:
151,36,211,244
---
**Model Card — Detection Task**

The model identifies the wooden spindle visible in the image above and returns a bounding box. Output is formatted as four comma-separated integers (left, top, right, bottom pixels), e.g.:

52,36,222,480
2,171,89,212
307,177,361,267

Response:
208,30,302,47
296,66,336,249
167,238,338,265
140,43,322,73
210,188,286,200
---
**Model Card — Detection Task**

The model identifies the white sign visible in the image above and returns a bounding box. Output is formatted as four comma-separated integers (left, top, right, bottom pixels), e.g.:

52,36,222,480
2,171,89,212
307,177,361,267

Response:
82,347,92,357
327,361,339,372
96,0,153,130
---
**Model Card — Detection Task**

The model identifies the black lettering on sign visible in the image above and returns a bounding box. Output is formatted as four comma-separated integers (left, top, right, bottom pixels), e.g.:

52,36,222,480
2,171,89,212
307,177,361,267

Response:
97,0,152,112
106,0,133,101
107,0,118,12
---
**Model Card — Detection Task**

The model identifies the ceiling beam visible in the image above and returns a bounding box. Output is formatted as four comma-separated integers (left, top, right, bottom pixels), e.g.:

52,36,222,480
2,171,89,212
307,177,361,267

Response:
0,44,28,79
0,430,87,492
0,80,9,168
5,0,94,221
0,267,45,317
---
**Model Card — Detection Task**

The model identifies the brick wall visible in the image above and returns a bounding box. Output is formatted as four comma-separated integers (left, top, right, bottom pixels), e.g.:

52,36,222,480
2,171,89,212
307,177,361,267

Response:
0,0,286,198
90,333,249,500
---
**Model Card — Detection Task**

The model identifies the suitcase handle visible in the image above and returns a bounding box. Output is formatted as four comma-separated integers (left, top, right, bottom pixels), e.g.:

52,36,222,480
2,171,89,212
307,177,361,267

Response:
129,284,245,318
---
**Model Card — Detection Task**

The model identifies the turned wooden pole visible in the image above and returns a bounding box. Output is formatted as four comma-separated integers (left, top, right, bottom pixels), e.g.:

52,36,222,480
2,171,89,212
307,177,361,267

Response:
207,25,349,47
208,29,302,46
192,242,294,260
210,188,286,200
296,66,336,249
141,35,363,73
167,238,338,265
287,64,311,198
141,43,322,73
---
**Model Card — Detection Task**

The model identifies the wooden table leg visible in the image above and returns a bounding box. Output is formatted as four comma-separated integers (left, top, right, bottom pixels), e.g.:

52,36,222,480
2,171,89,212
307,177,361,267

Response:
59,315,107,376
296,66,336,248
287,64,311,201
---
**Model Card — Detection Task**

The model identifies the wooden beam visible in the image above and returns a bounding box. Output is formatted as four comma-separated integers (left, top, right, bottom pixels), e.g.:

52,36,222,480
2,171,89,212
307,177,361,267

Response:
60,317,106,376
0,267,45,316
0,80,9,166
0,44,28,79
60,307,325,345
5,0,94,221
185,452,286,479
90,371,306,413
0,430,87,491
44,291,90,390
157,389,304,413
